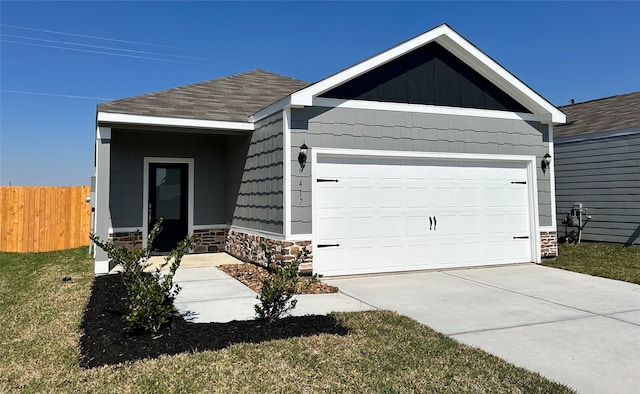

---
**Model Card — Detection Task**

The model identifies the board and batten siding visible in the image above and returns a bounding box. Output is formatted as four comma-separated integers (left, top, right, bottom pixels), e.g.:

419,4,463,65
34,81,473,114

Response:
554,130,640,245
231,112,284,234
109,130,229,228
290,106,552,234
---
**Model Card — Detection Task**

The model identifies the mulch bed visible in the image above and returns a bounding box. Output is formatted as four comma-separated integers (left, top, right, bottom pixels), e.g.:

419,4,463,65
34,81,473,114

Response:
79,273,349,369
218,263,339,294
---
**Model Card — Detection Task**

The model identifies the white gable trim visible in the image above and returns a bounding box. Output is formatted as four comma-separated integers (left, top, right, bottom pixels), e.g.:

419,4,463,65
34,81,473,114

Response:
97,112,254,131
289,24,565,125
313,97,540,122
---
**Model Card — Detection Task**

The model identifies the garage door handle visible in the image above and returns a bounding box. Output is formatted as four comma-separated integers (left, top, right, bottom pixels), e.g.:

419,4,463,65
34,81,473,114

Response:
513,236,529,239
317,244,340,248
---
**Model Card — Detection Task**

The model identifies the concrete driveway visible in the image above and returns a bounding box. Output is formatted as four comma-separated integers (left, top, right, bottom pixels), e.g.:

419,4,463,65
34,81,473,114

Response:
324,264,640,394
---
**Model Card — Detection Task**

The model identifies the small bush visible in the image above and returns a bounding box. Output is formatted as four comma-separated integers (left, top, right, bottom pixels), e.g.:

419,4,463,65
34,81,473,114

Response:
254,242,317,322
90,220,199,333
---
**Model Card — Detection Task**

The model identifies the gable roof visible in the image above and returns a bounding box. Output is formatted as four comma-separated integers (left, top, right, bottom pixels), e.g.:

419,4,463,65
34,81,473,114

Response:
97,69,309,123
288,24,565,124
554,91,640,138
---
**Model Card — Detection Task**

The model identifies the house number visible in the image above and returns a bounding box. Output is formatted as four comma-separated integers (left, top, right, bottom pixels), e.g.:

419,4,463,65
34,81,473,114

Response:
298,181,304,204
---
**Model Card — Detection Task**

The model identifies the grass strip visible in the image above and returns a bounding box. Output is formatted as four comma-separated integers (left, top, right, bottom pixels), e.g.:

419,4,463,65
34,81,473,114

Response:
544,243,640,284
1,247,573,393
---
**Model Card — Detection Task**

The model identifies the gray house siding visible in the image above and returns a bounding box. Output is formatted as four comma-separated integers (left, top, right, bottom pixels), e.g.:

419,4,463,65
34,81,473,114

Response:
109,130,230,228
290,106,552,234
555,131,640,244
230,112,284,234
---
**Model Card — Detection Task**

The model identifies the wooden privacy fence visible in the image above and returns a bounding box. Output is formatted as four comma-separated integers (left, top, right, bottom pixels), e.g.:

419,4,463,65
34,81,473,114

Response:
0,186,92,253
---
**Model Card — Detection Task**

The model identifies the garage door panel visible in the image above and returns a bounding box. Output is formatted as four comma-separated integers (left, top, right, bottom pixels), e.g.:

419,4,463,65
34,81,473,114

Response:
458,241,484,263
458,215,480,235
407,216,429,236
315,156,533,276
348,186,375,208
318,215,345,239
380,187,403,208
457,188,481,207
379,246,405,269
348,216,375,239
407,187,430,208
347,247,377,271
319,186,346,208
379,215,404,238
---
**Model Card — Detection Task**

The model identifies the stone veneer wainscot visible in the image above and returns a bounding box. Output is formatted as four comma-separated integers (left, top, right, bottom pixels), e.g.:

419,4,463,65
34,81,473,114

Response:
224,228,313,274
540,231,558,258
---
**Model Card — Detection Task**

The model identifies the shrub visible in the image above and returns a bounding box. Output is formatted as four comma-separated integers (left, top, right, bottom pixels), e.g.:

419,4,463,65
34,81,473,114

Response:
254,241,317,322
90,220,199,333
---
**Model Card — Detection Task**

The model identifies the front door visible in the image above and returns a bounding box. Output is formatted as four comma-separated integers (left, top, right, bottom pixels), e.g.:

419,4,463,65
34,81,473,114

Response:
148,163,188,252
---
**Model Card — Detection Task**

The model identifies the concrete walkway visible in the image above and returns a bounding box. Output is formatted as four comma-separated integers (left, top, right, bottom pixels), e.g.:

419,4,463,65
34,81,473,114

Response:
324,264,640,394
171,257,373,323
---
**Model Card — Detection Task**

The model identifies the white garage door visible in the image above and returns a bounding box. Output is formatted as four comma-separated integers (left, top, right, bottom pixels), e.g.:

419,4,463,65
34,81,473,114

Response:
314,156,533,276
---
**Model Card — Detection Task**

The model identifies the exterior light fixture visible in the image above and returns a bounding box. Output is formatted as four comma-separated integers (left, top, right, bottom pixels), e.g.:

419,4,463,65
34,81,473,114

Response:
298,143,308,172
542,153,552,173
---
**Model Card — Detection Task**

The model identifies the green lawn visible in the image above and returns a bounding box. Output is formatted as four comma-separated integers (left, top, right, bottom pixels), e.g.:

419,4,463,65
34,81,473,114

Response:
0,248,573,393
544,243,640,284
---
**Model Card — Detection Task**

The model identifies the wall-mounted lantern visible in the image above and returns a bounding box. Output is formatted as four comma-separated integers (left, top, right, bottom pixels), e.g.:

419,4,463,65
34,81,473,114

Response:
542,153,552,173
298,143,308,172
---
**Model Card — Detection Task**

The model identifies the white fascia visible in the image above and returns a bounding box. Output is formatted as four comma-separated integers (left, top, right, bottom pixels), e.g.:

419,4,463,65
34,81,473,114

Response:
251,96,292,123
97,112,254,131
289,24,566,125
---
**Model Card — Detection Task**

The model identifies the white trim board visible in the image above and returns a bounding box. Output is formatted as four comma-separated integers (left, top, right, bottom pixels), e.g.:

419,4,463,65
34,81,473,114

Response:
312,97,540,122
283,107,293,238
109,227,143,234
228,225,287,241
98,112,254,131
193,224,228,231
142,157,195,249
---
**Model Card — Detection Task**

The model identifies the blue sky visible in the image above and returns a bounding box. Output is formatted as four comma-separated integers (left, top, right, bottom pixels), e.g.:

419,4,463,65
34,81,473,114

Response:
1,1,638,186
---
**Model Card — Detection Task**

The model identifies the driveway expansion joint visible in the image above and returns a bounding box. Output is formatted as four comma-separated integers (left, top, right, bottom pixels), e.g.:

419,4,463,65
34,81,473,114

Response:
441,270,625,319
448,313,603,336
331,290,381,311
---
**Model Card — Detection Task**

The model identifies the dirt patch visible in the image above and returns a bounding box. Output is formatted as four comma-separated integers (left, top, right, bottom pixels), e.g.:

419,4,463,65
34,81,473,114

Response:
79,273,349,369
218,263,339,294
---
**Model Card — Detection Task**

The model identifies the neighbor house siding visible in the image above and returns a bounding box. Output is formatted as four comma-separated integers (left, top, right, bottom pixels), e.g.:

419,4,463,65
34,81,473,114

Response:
555,130,640,244
231,112,284,234
290,106,552,234
109,130,229,228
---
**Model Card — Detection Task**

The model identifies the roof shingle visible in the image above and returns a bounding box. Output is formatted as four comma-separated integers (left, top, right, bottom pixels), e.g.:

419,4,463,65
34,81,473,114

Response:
97,69,310,123
554,91,640,138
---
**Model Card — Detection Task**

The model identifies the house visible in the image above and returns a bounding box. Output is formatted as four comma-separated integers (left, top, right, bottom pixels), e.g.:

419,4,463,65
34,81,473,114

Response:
92,24,566,276
554,91,640,245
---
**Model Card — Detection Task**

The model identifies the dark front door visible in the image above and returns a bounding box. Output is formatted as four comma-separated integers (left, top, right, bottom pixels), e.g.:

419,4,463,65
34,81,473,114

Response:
149,163,188,252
